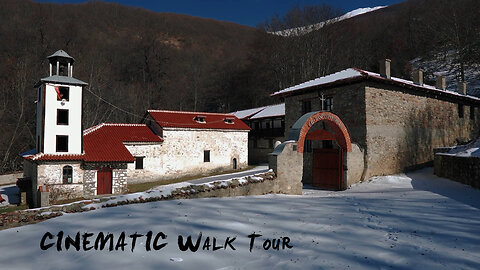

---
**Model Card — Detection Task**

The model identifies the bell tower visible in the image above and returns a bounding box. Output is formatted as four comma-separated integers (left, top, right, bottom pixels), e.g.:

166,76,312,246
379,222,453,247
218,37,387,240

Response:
35,50,88,155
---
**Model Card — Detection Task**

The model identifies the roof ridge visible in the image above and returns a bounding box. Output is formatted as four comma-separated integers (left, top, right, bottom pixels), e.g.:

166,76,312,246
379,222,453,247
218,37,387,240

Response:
148,109,235,117
83,123,105,135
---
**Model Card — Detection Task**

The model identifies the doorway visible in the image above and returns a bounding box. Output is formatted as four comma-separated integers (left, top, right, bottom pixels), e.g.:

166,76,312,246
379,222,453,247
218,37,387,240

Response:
97,168,112,195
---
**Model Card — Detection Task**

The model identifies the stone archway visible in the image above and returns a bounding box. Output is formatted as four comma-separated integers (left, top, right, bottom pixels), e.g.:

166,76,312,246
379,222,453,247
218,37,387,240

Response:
287,112,352,190
288,111,352,153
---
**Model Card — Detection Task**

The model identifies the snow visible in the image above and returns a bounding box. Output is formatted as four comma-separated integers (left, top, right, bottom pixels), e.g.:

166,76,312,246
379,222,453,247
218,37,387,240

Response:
231,106,266,120
441,137,480,157
271,6,386,37
271,68,363,96
249,104,285,120
1,168,479,269
272,67,480,103
411,53,480,97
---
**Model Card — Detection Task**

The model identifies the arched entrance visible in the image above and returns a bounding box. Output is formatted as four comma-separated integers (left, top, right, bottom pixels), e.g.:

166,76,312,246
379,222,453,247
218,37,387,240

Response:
288,112,352,190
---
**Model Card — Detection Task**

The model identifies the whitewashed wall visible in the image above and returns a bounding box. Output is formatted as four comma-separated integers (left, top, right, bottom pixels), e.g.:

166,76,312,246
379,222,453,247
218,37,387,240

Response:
40,83,83,154
125,128,248,183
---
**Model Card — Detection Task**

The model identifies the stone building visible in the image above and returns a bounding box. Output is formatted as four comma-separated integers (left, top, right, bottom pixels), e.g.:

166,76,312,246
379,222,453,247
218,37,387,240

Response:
21,50,249,207
232,104,285,164
269,60,480,190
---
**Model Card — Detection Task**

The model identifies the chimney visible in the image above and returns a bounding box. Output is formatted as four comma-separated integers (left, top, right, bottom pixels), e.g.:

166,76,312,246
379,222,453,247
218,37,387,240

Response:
379,59,391,79
458,81,467,95
412,68,424,85
435,75,446,90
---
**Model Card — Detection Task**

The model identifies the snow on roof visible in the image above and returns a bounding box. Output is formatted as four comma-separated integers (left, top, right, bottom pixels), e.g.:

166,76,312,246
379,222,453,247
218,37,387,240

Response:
440,138,480,158
231,106,266,120
271,68,363,96
249,103,285,119
147,110,250,130
271,68,480,103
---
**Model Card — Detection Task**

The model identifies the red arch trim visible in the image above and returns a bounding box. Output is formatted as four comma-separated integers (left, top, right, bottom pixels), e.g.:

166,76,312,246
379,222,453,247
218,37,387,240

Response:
296,112,352,153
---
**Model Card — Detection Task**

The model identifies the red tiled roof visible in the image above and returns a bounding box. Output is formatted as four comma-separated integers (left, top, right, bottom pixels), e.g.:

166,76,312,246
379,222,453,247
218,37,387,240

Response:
83,124,162,162
23,124,162,163
147,110,251,130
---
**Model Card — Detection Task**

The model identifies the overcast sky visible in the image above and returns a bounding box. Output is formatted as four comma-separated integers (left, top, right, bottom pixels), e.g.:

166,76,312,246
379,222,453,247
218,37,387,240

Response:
35,0,404,27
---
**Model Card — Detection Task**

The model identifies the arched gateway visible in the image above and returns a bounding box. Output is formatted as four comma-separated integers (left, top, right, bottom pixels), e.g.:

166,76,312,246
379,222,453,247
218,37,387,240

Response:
288,111,352,190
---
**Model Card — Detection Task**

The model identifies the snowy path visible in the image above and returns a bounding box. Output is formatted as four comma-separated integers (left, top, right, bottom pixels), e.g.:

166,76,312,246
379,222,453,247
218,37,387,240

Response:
186,165,269,185
0,168,479,270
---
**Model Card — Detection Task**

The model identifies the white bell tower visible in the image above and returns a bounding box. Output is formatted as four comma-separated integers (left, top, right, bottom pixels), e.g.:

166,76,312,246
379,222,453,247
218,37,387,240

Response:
35,50,88,155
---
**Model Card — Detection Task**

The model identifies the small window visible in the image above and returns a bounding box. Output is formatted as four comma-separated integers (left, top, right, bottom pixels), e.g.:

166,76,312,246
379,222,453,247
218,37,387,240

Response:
194,116,206,123
224,118,234,124
63,166,73,184
302,100,312,114
253,139,258,148
56,87,69,101
254,122,259,130
458,104,464,118
56,135,68,152
269,139,274,149
135,157,144,170
266,122,271,129
59,63,68,76
325,97,333,112
57,109,69,125
470,106,475,120
204,150,210,162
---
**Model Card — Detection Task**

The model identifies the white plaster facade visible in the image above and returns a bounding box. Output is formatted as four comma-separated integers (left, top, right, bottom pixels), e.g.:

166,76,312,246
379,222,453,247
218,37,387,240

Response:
125,128,249,183
36,83,83,154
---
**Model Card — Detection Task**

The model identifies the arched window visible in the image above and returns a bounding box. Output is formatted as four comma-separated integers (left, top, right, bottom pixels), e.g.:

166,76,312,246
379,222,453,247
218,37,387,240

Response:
63,166,73,184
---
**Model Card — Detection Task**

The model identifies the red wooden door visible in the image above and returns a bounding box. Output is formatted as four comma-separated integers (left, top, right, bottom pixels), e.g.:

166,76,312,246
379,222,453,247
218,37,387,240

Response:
97,168,112,195
313,148,342,190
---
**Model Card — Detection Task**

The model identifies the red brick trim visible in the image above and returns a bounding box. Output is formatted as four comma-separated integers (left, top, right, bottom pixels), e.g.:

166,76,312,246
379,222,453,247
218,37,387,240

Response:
297,112,352,153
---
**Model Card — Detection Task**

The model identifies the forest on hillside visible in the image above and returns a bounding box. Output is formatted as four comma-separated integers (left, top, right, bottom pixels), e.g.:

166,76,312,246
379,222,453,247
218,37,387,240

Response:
0,0,479,173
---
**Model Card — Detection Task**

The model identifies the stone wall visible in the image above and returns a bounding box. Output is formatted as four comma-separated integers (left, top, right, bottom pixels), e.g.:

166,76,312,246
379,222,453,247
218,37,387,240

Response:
284,83,367,148
346,143,365,186
36,162,84,202
268,141,303,194
125,128,249,183
284,83,367,186
83,170,96,197
112,169,127,194
365,82,479,178
434,154,480,188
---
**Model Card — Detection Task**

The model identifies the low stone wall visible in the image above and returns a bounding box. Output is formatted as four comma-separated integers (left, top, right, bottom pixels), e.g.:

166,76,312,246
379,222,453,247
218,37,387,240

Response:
434,154,480,188
0,172,23,186
1,170,289,230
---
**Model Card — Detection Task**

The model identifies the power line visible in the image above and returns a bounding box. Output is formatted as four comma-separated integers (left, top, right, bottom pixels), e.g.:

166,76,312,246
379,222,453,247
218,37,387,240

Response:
84,87,146,120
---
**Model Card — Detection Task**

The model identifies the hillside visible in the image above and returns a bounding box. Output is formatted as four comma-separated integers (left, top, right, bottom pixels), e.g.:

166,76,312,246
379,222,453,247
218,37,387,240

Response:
0,0,479,173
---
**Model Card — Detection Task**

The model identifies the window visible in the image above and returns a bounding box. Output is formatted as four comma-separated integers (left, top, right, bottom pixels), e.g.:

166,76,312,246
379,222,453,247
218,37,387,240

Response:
135,157,144,170
470,106,475,120
57,109,69,125
59,63,68,76
56,87,69,101
323,140,333,149
458,104,464,118
63,166,73,184
253,139,258,148
204,150,210,162
269,139,274,149
56,135,68,152
194,116,206,123
254,122,259,130
324,97,333,112
224,118,234,124
302,100,312,114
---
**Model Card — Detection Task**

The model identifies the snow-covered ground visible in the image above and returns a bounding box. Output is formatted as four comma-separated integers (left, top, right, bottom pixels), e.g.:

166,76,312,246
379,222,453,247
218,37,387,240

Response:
0,168,479,270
